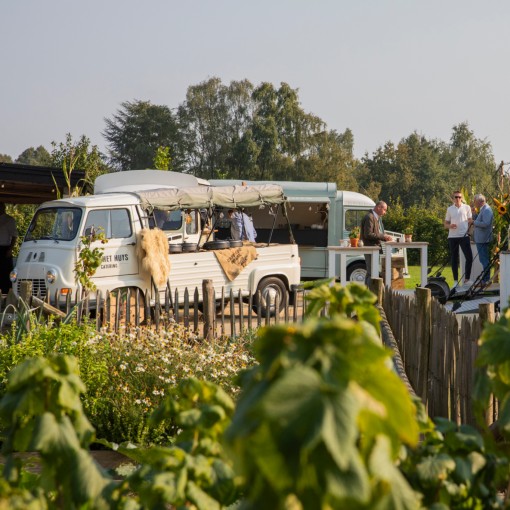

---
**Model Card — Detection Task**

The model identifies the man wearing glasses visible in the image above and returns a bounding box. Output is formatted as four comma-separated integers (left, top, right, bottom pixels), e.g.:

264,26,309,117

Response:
444,191,473,288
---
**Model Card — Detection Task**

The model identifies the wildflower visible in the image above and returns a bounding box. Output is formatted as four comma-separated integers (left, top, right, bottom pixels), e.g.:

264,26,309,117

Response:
498,204,507,216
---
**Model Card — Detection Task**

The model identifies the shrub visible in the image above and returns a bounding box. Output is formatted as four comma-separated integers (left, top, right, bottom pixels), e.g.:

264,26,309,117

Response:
0,319,256,446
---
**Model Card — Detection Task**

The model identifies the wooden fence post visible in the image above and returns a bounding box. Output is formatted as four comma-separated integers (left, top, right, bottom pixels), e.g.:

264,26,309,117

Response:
416,287,432,407
479,303,495,326
19,280,32,304
202,279,215,341
369,277,384,305
479,302,496,425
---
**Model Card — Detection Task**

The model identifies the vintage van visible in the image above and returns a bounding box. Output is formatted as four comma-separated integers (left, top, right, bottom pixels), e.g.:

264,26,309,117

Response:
10,171,301,314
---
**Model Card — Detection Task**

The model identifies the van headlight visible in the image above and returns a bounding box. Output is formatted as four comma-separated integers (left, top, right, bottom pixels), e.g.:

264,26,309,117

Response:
46,269,57,284
9,269,17,283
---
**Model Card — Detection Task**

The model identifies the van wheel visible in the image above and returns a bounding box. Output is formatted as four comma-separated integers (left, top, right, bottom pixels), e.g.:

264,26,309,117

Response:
346,262,367,284
253,277,286,316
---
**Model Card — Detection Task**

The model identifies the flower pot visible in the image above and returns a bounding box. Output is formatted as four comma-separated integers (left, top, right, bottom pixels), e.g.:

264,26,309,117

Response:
350,237,359,247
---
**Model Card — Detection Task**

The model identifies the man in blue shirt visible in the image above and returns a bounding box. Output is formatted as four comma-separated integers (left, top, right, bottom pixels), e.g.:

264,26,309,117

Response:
469,193,494,286
228,209,257,242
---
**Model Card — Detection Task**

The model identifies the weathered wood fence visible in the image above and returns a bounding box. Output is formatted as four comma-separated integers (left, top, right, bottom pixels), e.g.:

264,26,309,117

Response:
381,282,496,427
3,281,308,339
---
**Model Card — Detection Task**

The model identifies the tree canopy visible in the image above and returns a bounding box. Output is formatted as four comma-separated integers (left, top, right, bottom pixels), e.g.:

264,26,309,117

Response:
3,78,500,217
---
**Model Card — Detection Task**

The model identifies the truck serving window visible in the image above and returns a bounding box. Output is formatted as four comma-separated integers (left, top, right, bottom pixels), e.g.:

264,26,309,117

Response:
25,208,82,241
85,209,132,239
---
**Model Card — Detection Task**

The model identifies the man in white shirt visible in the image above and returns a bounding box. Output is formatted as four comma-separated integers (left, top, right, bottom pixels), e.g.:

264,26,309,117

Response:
0,203,18,294
444,191,473,288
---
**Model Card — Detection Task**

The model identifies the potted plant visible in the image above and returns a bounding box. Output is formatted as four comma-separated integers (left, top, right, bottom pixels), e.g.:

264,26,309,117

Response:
403,226,413,243
349,226,360,247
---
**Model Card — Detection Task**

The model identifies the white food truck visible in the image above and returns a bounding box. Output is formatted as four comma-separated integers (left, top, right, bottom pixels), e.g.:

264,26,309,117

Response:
10,171,301,314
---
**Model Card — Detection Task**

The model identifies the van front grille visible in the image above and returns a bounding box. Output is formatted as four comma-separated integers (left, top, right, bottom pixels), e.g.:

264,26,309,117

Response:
17,279,47,298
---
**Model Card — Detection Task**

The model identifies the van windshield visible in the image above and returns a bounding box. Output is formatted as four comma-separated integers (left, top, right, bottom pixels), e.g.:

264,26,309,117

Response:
25,207,83,241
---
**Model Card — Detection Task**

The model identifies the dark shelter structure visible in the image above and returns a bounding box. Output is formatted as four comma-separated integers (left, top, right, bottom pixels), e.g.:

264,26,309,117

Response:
0,162,87,204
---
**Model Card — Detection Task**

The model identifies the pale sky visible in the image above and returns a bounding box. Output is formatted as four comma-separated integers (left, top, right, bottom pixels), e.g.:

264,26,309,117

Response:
1,0,509,164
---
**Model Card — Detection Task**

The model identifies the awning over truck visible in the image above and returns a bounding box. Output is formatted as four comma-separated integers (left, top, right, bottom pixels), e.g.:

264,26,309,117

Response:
136,184,286,211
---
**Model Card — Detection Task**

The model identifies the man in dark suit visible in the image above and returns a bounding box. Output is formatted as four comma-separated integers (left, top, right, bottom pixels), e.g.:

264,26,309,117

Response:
360,201,393,285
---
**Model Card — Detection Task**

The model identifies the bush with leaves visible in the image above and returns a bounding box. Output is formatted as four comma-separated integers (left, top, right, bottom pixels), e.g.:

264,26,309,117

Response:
225,282,421,509
0,318,256,446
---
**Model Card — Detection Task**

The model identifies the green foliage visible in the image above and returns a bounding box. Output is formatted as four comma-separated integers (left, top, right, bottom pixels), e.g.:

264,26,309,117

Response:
474,307,510,435
109,377,241,509
225,282,420,509
74,228,107,294
0,355,111,509
15,146,51,166
51,133,108,190
153,145,172,170
384,200,449,266
104,100,182,171
349,225,360,239
0,319,256,446
400,415,508,509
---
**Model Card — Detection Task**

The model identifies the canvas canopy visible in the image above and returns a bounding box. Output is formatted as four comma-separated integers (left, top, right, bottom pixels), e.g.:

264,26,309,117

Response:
136,184,287,211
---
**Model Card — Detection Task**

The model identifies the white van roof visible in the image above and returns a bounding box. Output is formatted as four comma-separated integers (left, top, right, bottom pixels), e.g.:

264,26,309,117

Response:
340,191,375,208
95,170,208,194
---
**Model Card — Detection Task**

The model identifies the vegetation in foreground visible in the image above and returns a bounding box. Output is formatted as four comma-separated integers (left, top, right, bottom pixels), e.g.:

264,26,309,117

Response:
0,282,508,508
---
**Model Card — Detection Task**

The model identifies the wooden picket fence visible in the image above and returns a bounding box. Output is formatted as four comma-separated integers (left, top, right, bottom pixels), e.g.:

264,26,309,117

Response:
382,284,497,427
4,280,308,339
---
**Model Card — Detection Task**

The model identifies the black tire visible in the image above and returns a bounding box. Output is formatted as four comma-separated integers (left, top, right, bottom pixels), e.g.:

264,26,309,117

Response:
346,262,367,284
253,277,287,316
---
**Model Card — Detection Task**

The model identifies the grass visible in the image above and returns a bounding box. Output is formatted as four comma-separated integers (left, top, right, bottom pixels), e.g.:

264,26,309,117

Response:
404,265,454,289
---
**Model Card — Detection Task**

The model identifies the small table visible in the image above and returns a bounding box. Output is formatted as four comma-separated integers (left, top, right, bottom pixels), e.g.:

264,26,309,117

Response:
384,241,429,288
327,246,380,285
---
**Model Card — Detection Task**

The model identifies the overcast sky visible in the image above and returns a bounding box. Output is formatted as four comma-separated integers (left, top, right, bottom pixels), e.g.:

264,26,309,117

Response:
1,0,509,165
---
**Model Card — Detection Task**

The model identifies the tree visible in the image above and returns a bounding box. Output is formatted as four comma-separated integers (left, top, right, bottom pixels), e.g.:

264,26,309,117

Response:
51,133,109,191
178,78,254,179
295,128,358,189
103,100,182,171
356,128,492,209
439,122,497,200
15,146,51,166
0,154,13,163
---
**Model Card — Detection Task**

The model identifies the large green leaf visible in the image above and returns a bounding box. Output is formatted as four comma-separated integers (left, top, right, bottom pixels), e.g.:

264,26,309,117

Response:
30,413,81,454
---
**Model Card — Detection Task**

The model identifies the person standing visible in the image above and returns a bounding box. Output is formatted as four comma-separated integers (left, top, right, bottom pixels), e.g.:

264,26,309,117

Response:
360,201,393,284
0,203,18,294
469,193,494,286
228,209,257,242
444,191,473,288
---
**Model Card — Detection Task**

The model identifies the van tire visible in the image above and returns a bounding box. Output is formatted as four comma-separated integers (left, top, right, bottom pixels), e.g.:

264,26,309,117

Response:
253,276,286,316
346,262,367,284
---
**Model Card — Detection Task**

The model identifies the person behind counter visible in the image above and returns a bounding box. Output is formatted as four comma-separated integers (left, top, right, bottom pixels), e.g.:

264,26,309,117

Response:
360,200,393,285
228,209,257,242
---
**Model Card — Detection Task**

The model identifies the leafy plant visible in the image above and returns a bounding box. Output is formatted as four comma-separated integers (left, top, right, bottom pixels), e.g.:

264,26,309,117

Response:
74,227,107,295
400,414,508,509
109,377,241,509
349,225,360,239
225,282,420,509
0,355,112,508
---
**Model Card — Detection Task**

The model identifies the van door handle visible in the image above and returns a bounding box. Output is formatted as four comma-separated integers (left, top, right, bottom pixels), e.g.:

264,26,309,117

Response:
128,242,136,246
